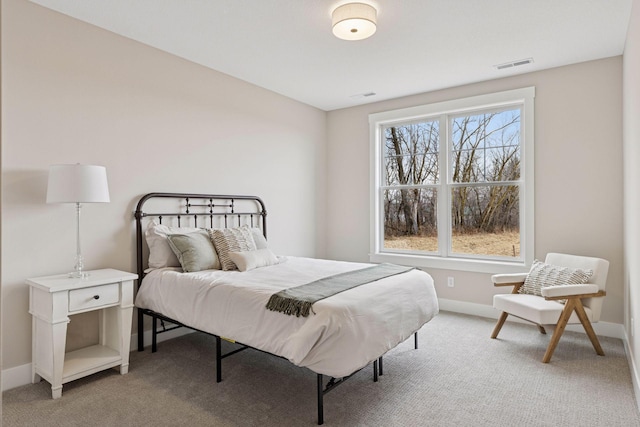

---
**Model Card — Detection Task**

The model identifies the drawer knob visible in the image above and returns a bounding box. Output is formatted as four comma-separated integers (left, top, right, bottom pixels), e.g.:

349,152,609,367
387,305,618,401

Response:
93,295,100,300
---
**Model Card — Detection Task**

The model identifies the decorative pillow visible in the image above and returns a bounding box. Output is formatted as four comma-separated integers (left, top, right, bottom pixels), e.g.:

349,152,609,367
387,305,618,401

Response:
208,225,257,271
251,228,269,250
228,248,279,272
145,221,200,269
519,260,593,296
167,230,221,272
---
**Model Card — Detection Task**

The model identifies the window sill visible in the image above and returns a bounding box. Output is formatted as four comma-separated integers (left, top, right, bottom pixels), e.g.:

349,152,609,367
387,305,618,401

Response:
369,252,529,274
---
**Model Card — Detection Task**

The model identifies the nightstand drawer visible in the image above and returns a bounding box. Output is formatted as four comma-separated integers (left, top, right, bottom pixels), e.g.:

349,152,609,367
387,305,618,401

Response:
69,283,119,312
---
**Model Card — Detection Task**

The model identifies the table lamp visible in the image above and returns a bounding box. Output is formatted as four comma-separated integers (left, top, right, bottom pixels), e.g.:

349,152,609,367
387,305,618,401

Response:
46,164,110,278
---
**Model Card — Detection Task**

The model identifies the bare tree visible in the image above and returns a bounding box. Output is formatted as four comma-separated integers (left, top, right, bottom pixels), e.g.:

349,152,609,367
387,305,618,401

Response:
385,122,438,236
384,108,520,240
450,111,520,233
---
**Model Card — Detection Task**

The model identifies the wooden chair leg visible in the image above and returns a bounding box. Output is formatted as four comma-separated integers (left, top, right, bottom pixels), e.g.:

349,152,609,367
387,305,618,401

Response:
491,312,509,339
542,299,576,363
573,298,605,356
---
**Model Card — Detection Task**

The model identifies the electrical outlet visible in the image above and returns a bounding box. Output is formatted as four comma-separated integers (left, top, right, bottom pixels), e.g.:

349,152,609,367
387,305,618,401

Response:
447,277,454,288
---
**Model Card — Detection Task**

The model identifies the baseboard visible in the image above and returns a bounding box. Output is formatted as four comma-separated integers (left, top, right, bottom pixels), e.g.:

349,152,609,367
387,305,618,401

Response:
2,363,33,393
1,325,193,392
132,322,195,351
623,331,640,410
438,298,626,339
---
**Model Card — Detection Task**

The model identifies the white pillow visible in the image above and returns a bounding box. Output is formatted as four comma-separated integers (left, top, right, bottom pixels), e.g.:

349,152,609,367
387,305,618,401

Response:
145,221,201,269
251,228,269,250
228,248,279,272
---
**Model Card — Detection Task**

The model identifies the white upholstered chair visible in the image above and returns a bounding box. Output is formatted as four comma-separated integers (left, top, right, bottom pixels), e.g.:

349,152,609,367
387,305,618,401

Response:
491,253,609,363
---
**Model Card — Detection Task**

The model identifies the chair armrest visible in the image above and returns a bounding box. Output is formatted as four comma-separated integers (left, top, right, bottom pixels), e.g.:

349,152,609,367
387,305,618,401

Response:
541,284,602,299
492,273,528,286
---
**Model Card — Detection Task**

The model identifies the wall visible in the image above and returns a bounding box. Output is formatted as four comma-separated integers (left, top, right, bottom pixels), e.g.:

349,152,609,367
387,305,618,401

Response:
327,57,624,324
623,0,640,406
1,0,327,378
0,0,3,414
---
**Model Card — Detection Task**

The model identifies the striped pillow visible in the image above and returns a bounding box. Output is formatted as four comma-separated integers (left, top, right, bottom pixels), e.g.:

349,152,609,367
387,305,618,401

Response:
208,226,257,271
519,260,593,296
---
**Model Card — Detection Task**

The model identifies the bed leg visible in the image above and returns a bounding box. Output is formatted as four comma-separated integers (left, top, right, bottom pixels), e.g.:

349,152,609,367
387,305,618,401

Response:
379,357,383,376
137,309,144,352
151,315,158,353
373,360,378,382
414,331,418,349
317,374,324,425
216,336,222,383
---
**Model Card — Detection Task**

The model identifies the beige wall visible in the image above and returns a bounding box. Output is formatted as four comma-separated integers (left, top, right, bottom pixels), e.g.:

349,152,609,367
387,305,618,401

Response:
0,0,3,414
623,0,640,405
327,57,624,323
1,0,327,371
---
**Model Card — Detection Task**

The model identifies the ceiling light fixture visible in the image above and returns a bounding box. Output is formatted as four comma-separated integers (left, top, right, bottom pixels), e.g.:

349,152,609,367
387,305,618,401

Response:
332,3,377,41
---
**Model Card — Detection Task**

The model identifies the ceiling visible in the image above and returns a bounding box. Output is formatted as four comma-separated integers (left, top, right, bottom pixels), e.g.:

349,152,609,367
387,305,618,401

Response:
29,0,633,111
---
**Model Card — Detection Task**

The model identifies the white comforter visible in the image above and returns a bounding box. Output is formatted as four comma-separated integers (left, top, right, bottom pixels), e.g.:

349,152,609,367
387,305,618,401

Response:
135,256,438,377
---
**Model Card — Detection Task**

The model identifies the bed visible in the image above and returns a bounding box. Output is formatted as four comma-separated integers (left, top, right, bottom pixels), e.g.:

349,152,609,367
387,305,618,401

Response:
134,192,439,424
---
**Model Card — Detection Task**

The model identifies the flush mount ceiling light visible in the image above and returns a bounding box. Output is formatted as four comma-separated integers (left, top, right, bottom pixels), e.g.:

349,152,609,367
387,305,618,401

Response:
332,2,377,41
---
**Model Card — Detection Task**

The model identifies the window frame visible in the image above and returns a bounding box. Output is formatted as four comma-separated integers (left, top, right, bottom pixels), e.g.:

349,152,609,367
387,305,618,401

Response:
369,87,535,274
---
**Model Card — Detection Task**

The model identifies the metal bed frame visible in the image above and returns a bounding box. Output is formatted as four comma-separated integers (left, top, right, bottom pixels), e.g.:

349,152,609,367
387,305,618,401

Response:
134,192,418,425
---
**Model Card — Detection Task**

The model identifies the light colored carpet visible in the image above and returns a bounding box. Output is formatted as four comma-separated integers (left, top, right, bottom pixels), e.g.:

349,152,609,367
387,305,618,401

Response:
3,311,639,426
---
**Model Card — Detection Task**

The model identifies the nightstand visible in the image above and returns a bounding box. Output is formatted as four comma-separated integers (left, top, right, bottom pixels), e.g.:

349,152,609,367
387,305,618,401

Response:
27,268,138,398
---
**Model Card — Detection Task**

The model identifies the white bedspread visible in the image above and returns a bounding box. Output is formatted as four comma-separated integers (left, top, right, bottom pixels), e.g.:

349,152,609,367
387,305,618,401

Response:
135,256,438,377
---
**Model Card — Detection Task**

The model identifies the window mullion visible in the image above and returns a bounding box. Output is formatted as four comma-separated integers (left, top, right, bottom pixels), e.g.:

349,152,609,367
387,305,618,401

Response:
373,123,385,256
437,115,449,257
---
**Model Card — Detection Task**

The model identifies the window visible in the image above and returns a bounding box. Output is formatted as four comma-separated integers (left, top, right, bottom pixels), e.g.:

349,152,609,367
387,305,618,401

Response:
369,87,534,273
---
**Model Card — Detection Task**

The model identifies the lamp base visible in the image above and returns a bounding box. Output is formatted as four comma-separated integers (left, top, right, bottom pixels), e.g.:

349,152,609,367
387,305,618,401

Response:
71,205,88,279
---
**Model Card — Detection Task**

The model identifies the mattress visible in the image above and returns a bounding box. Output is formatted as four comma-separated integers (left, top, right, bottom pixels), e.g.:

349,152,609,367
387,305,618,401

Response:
135,256,439,377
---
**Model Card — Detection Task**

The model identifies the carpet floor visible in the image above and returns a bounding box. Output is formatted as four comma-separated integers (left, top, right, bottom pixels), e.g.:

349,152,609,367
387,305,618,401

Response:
3,311,640,426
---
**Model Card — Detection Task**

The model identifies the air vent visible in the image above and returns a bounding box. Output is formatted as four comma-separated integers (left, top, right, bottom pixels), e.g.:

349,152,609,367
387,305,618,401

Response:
350,92,377,99
495,58,533,70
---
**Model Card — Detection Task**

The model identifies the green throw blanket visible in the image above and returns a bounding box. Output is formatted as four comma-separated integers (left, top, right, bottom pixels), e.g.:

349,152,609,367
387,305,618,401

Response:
265,263,413,317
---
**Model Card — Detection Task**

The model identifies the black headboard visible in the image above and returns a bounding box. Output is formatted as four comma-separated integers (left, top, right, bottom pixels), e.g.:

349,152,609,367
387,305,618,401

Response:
134,192,267,284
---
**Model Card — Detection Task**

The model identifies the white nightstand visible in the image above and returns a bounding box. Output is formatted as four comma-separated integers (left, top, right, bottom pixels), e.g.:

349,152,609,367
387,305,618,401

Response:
27,268,138,398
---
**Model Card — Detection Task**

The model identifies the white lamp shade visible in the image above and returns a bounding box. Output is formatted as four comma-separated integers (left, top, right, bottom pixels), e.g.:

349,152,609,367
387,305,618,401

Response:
332,3,377,41
47,164,110,203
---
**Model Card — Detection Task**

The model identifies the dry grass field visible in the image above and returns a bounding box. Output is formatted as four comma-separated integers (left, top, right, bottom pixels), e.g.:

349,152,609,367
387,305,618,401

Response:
384,230,520,257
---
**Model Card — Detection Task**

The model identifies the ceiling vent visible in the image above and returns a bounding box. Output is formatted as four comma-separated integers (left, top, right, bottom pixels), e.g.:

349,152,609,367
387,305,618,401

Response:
495,58,534,70
350,92,377,99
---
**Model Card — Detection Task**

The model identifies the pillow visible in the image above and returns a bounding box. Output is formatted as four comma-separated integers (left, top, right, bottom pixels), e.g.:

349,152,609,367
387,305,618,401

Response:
251,228,269,250
208,225,257,270
145,221,200,269
228,248,279,272
519,260,593,296
167,230,221,272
